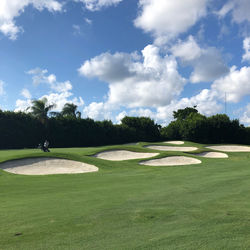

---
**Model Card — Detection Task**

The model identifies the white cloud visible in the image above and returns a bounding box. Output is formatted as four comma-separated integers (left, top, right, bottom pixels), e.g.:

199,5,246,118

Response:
115,110,127,124
27,68,72,93
42,92,84,112
47,74,56,83
85,18,92,25
79,51,136,82
217,0,250,24
240,103,250,125
15,92,84,113
153,88,222,124
0,21,22,40
50,80,72,93
212,66,250,103
15,69,84,112
116,88,222,125
171,36,229,83
216,1,235,18
81,86,223,125
243,37,250,62
15,99,33,112
130,108,155,120
0,0,63,40
134,0,208,43
21,88,31,99
75,0,122,11
83,102,112,120
0,80,5,96
79,44,186,108
190,47,229,83
171,36,202,61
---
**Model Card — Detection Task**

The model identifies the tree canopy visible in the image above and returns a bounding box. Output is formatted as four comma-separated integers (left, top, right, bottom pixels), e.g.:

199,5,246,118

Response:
29,98,56,124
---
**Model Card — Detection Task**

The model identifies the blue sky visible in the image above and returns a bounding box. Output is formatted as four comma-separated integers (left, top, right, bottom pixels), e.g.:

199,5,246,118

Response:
1,0,250,126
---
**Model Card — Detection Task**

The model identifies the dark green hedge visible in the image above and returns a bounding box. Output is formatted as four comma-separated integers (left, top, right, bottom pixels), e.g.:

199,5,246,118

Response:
161,112,250,145
0,111,161,149
1,108,249,149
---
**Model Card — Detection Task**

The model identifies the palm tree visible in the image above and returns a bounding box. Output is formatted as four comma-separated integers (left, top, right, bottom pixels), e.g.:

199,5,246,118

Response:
29,98,56,124
61,103,81,118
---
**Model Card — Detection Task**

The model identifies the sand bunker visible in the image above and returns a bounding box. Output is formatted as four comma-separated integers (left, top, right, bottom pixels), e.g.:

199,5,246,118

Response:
0,157,98,175
164,141,184,145
140,156,201,166
94,150,159,161
145,145,198,152
196,152,228,158
206,145,250,152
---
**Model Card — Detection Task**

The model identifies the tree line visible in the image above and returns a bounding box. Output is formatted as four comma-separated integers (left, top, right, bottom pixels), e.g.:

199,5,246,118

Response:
0,98,161,149
0,100,249,149
161,107,250,144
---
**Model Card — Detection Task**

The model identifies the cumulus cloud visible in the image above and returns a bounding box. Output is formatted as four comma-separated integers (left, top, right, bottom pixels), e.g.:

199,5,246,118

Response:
42,92,84,112
240,103,250,125
217,0,250,23
152,88,222,124
115,110,127,124
79,44,186,108
171,36,202,62
0,0,63,40
75,0,122,11
21,88,31,99
85,18,92,24
15,99,33,112
15,69,84,112
82,102,113,120
79,52,137,82
15,91,84,113
243,37,250,62
190,48,229,83
27,68,72,93
134,0,208,43
112,88,222,125
212,66,250,103
171,36,229,83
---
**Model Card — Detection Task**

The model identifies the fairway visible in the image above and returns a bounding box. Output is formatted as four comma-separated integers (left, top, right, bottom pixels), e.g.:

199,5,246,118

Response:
1,141,250,249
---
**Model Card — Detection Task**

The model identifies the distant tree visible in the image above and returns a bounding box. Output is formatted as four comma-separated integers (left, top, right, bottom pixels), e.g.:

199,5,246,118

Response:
121,116,161,142
61,103,81,118
180,112,207,142
29,98,56,124
173,106,198,120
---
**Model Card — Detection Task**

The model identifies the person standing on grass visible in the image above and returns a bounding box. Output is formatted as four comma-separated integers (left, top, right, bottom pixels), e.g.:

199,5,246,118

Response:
44,140,50,152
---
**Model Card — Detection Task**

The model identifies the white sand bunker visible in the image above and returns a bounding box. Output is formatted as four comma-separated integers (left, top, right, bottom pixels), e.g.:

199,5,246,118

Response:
206,145,250,152
165,141,184,145
140,156,201,166
196,152,228,158
0,157,98,175
145,145,198,152
94,150,159,161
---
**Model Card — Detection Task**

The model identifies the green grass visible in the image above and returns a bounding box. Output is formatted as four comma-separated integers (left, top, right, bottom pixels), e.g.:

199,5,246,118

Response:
1,141,250,249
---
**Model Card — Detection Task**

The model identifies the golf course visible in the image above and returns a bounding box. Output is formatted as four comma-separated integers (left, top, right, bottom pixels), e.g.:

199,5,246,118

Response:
1,141,250,249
